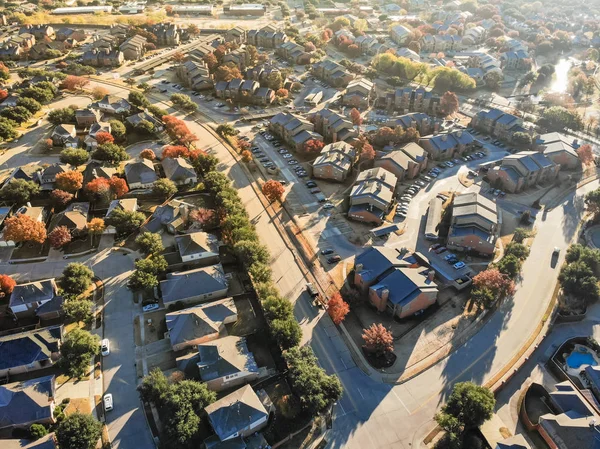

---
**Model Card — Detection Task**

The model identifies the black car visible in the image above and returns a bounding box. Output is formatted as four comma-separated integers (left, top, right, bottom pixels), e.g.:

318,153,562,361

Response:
327,255,341,264
321,248,334,255
306,181,317,188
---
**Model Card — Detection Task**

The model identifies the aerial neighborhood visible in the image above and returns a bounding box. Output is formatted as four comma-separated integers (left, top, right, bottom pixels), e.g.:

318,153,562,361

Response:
0,1,599,449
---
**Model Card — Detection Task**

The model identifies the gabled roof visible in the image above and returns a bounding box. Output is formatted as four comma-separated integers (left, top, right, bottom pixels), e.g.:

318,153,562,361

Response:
9,279,56,309
205,385,268,441
161,157,195,182
160,264,228,305
106,198,138,217
354,246,409,283
0,326,62,371
176,232,219,258
48,202,89,232
125,159,158,185
0,376,55,430
371,267,437,307
198,335,258,382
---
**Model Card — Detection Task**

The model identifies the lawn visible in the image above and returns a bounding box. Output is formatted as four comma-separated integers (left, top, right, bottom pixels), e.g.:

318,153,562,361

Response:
64,235,96,255
263,380,312,445
10,241,50,261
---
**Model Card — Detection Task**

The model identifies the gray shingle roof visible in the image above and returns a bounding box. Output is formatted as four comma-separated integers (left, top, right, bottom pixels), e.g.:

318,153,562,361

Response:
0,326,62,372
0,376,55,430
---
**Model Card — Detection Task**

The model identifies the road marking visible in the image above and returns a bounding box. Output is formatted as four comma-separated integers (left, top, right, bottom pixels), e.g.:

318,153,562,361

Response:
340,357,347,370
357,388,364,400
391,387,411,414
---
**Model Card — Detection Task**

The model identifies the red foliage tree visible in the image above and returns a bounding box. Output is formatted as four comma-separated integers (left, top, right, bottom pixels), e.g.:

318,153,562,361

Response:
327,292,350,324
140,149,156,160
50,189,74,206
162,145,190,159
577,144,594,165
61,75,89,91
472,268,515,299
322,28,333,41
85,177,111,200
360,142,376,161
440,91,460,116
55,171,83,193
302,139,325,154
109,176,129,198
190,208,216,228
262,180,285,203
4,214,47,243
95,131,114,145
275,88,289,98
237,140,251,152
203,53,219,71
350,108,362,126
362,323,393,357
0,89,7,102
0,274,16,297
48,225,72,249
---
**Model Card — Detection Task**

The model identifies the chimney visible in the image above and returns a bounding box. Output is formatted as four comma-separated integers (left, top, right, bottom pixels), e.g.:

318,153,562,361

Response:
441,134,448,141
381,288,390,302
456,130,463,137
428,270,435,281
179,204,189,222
356,263,363,272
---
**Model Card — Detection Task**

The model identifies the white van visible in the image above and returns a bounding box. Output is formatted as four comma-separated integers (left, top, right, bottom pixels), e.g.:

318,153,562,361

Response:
104,394,113,412
101,339,110,356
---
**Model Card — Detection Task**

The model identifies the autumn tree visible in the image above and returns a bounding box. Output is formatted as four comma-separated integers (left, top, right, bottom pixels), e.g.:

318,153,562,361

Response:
140,149,156,160
577,144,594,165
203,53,218,71
95,131,114,145
275,88,289,99
61,75,89,91
471,268,515,308
51,189,73,207
440,91,459,116
327,292,350,324
213,63,243,82
55,171,83,193
350,108,362,126
161,145,189,160
91,86,109,100
302,139,324,155
261,180,285,203
171,51,185,63
362,323,393,357
4,214,47,243
87,218,105,238
48,226,72,249
190,208,216,229
0,274,16,297
109,176,128,198
85,178,111,202
241,150,252,162
359,141,376,161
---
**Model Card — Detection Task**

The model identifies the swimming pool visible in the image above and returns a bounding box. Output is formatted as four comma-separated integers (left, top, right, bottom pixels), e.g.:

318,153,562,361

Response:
566,351,598,369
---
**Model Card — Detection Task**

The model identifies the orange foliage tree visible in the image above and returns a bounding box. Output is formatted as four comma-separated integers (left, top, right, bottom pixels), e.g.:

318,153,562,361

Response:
327,292,350,324
350,108,362,126
140,149,156,160
61,75,89,91
161,145,190,159
0,274,16,297
109,176,128,198
577,144,594,165
262,180,285,203
362,323,393,357
50,189,74,206
4,214,47,243
48,225,72,249
95,131,114,145
302,139,324,155
55,171,83,193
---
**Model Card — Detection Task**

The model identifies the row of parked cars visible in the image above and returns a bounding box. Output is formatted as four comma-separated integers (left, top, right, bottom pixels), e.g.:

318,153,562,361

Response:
430,244,466,270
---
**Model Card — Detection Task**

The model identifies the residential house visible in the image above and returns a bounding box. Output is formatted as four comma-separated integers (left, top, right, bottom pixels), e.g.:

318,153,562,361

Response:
175,231,220,264
225,27,246,44
0,376,56,431
39,163,69,190
105,198,138,233
420,34,460,52
56,27,86,42
126,111,163,132
461,26,486,46
124,159,158,189
150,23,180,47
142,198,193,234
312,141,356,182
176,60,213,91
8,33,35,49
342,78,374,108
75,108,100,128
304,88,323,106
96,95,132,115
500,50,530,70
385,112,438,135
311,60,353,87
470,108,526,142
447,193,499,256
390,25,411,45
82,161,117,186
223,48,249,71
455,51,502,82
162,157,197,186
81,48,124,67
109,23,130,39
375,142,428,181
486,151,559,193
215,78,274,106
48,202,89,234
269,112,323,151
536,132,581,169
275,41,311,65
9,279,60,320
240,79,260,98
245,63,280,83
205,385,270,445
165,298,237,352
384,87,441,115
3,164,42,186
91,34,120,50
418,129,475,160
4,432,58,449
197,336,259,392
494,435,531,449
19,24,55,40
246,25,287,48
0,326,62,377
51,124,78,148
119,35,146,61
29,41,66,59
254,87,275,105
160,264,229,307
0,45,21,61
396,47,420,61
348,167,397,225
311,109,358,143
84,121,111,151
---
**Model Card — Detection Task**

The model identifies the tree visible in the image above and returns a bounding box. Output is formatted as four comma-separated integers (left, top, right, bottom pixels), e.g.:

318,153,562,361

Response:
161,145,190,159
148,105,168,119
56,413,102,449
577,144,594,165
135,255,167,275
0,274,16,297
128,270,158,290
513,227,532,244
214,64,243,82
440,91,459,116
109,120,126,141
105,208,145,235
0,179,40,204
109,176,129,198
284,346,343,414
153,178,177,198
137,82,152,92
62,263,94,295
216,124,237,137
3,213,46,243
136,232,164,255
48,226,72,249
171,51,186,63
203,53,219,71
496,254,522,278
190,208,216,229
302,139,325,155
265,71,284,90
539,106,583,132
95,131,114,145
559,260,600,303
0,89,7,102
55,171,83,193
88,218,105,237
138,368,170,406
48,107,76,125
505,242,530,260
349,108,362,126
61,75,89,91
472,268,515,301
170,93,198,112
234,240,270,267
85,178,111,202
140,149,156,160
362,323,393,357
191,153,218,177
60,148,89,166
92,143,128,164
327,292,350,324
91,86,109,100
0,117,18,140
29,423,48,441
16,97,41,114
22,86,54,104
512,131,532,147
360,142,376,161
1,106,32,124
241,150,252,162
262,180,285,202
60,328,99,378
63,299,93,325
435,382,495,432
275,88,289,99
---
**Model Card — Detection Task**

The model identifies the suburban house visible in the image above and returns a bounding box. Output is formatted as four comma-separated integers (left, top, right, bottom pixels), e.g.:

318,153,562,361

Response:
48,202,89,234
382,87,441,115
0,45,21,61
160,264,229,307
161,157,197,186
312,141,357,182
150,22,180,47
390,24,411,45
82,49,124,67
275,41,311,64
420,34,460,52
0,376,56,432
82,161,117,186
176,60,213,91
84,122,111,151
75,108,100,127
375,142,428,182
51,124,78,148
119,34,146,60
418,130,475,160
9,279,61,319
126,112,164,132
40,163,69,188
225,27,246,44
462,26,486,46
447,193,499,256
386,112,439,136
246,25,287,48
304,88,323,106
30,41,66,59
95,95,132,115
535,132,581,169
165,298,237,352
311,60,353,87
214,78,275,106
354,246,438,318
222,48,249,71
348,167,397,225
56,27,86,42
175,232,220,264
0,326,63,377
311,109,358,143
500,50,530,70
3,164,42,186
342,78,374,108
269,112,323,151
197,336,259,392
124,159,158,189
486,151,559,193
142,199,194,234
470,109,527,142
19,24,55,40
204,385,271,446
105,198,138,233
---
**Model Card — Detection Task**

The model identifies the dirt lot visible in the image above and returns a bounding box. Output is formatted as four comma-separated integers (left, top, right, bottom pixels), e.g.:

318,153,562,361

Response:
143,309,167,345
227,295,265,337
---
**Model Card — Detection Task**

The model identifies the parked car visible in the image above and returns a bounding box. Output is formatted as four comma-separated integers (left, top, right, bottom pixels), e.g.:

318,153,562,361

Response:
444,253,456,261
327,255,341,264
104,394,113,412
435,246,447,254
454,261,466,270
310,188,321,194
321,248,334,255
101,339,110,356
306,181,317,188
323,202,334,209
431,243,442,250
288,160,298,165
445,161,454,168
142,303,159,312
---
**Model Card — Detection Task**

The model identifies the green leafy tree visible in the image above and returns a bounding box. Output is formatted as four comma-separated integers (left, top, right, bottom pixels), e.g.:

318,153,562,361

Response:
0,117,18,140
61,263,94,295
504,242,530,260
136,232,164,255
271,318,302,349
512,227,531,243
48,107,76,125
191,153,218,177
60,148,89,166
135,119,155,134
92,143,128,164
539,106,584,131
129,90,150,108
495,254,522,278
128,270,158,290
59,328,99,378
1,106,32,124
16,97,42,114
262,295,294,322
152,178,177,198
435,382,495,432
138,368,170,406
234,240,270,267
585,187,600,219
0,179,40,204
512,131,532,146
63,299,93,325
170,93,198,112
22,86,54,103
29,423,48,441
135,255,167,275
56,412,102,449
559,260,600,303
106,208,146,235
148,105,168,119
216,124,237,137
108,120,126,141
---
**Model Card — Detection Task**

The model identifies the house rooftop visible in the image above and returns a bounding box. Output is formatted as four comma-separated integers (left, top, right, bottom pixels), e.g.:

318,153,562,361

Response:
0,376,56,430
160,264,228,305
175,232,219,258
197,335,258,383
0,326,62,372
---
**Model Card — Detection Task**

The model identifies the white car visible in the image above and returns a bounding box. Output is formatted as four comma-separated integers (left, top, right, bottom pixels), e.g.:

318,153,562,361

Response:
143,303,159,313
322,202,334,209
104,393,113,412
101,339,110,356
